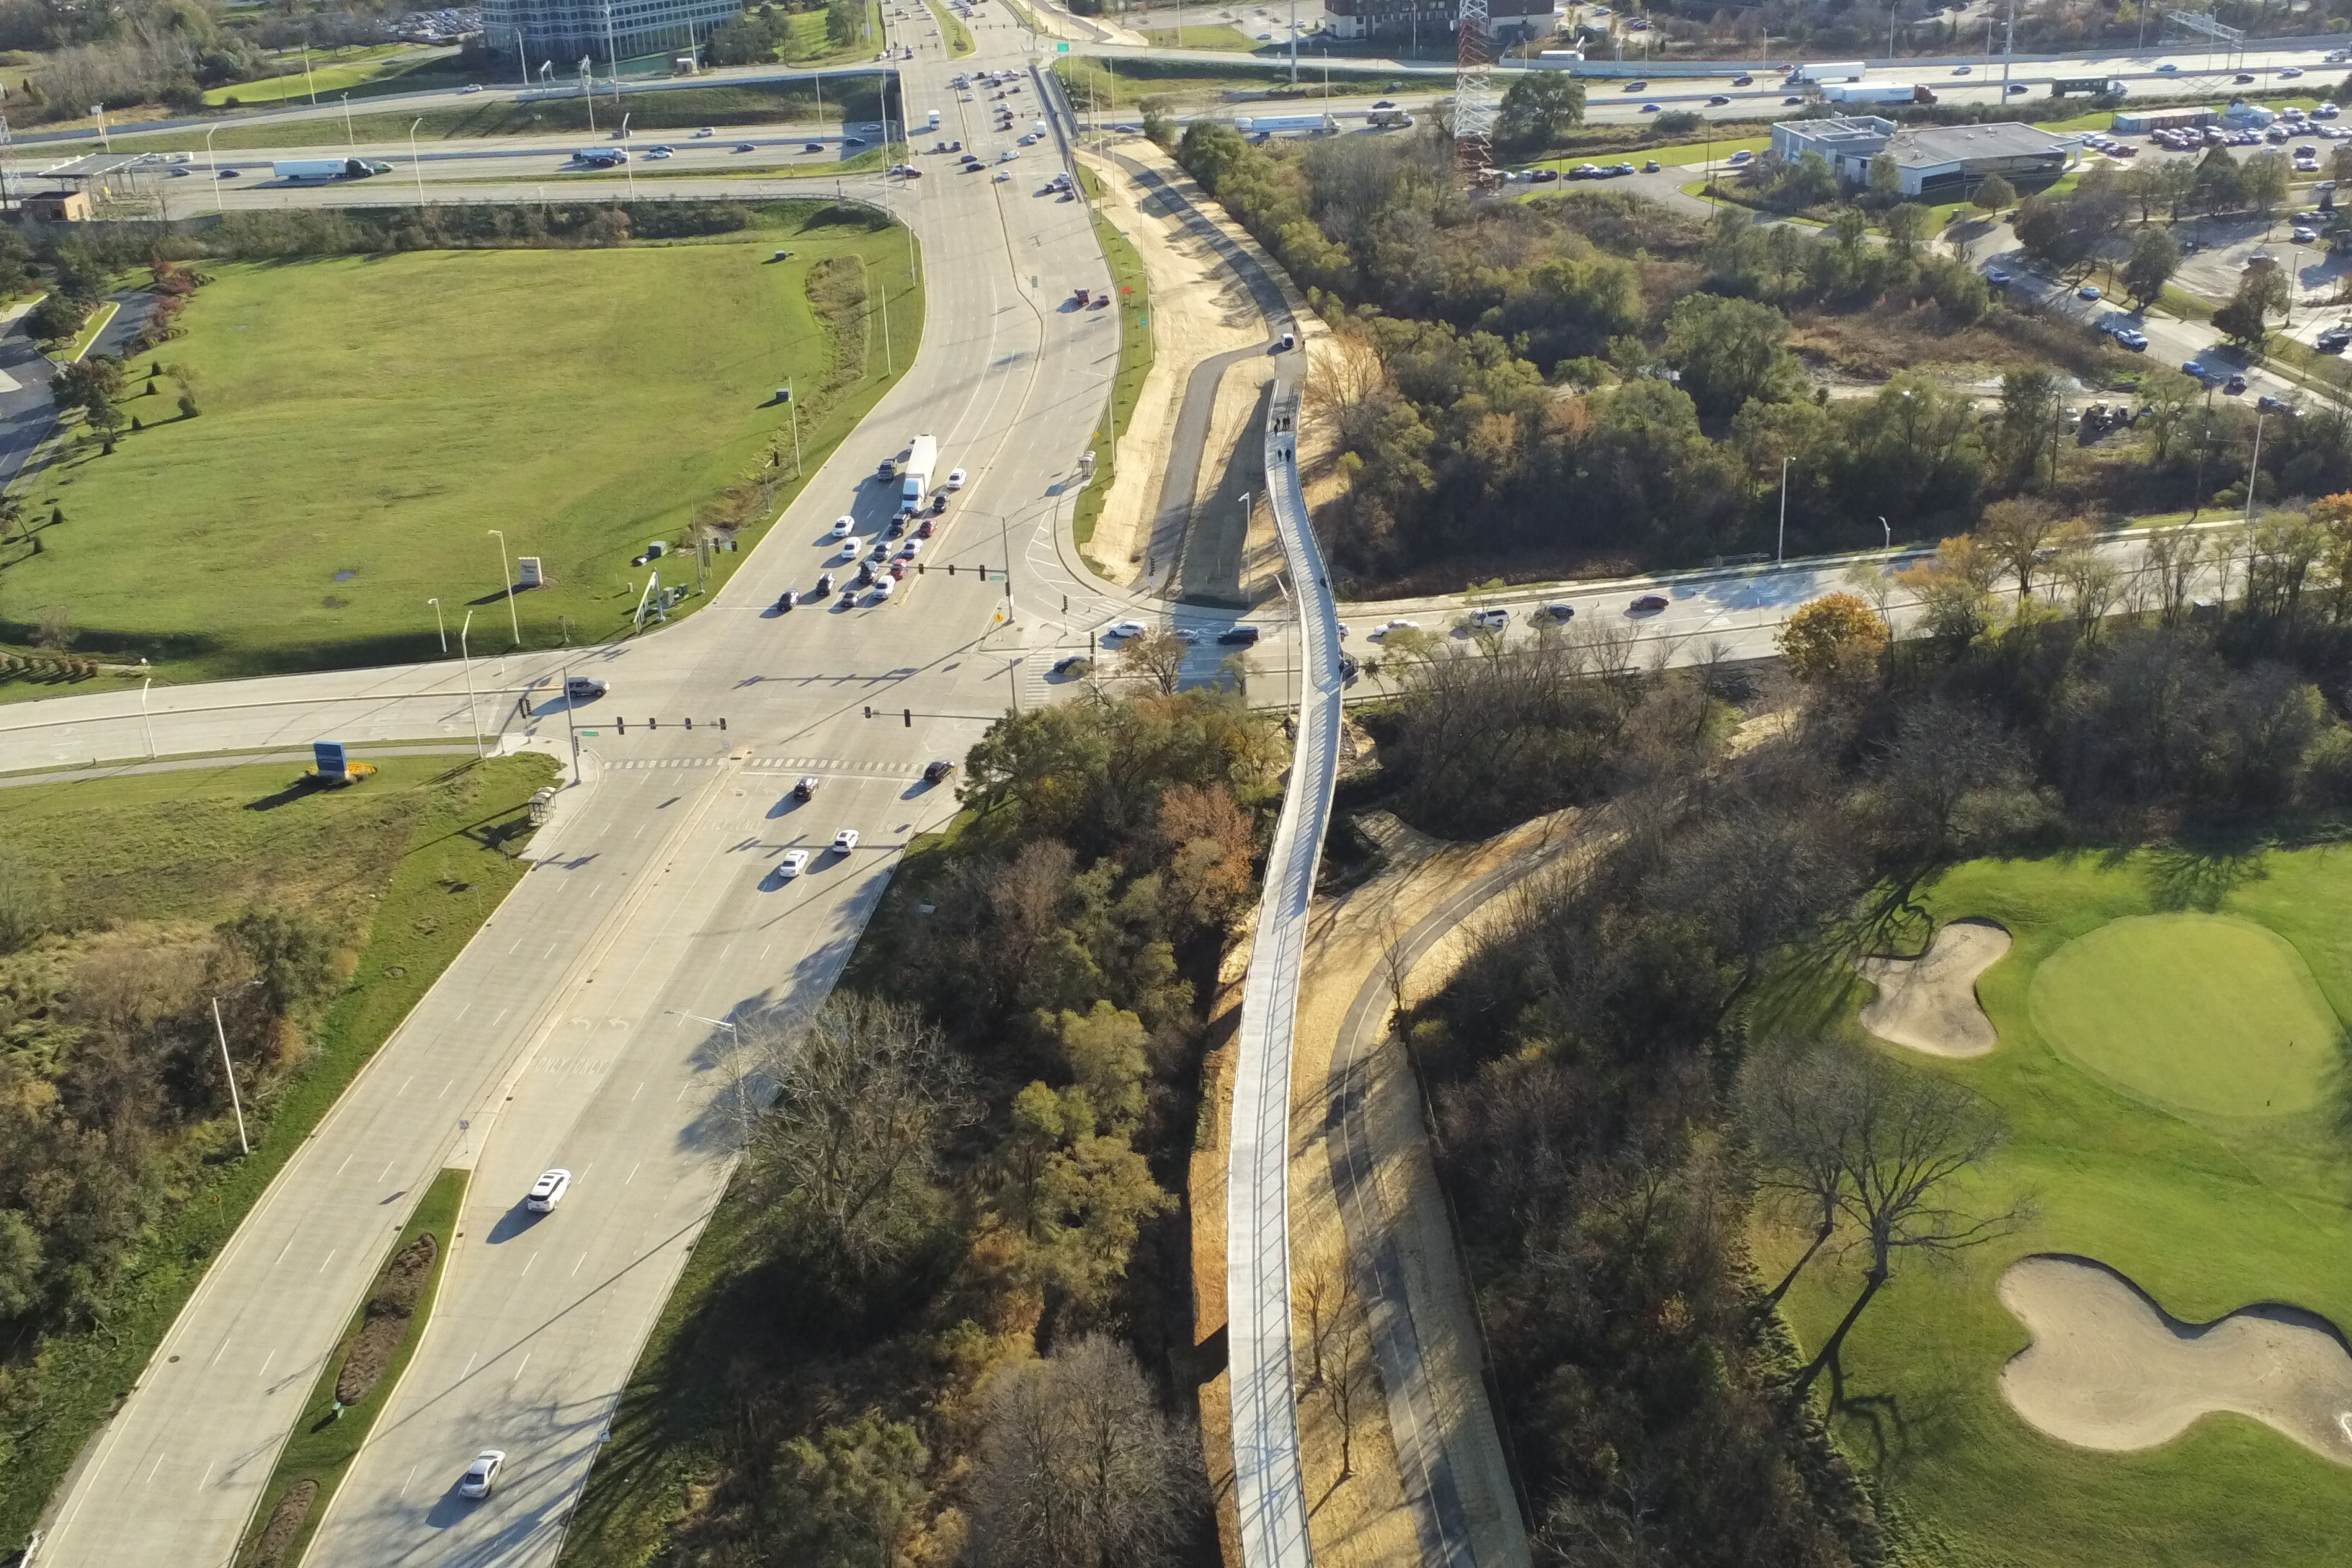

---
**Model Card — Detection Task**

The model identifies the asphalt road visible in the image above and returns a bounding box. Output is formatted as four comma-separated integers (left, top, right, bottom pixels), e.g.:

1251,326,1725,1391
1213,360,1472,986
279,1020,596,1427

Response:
22,4,1152,1564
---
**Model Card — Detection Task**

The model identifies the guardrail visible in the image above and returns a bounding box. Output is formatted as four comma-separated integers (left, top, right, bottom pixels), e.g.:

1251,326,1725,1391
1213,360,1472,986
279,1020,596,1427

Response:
1227,370,1341,1568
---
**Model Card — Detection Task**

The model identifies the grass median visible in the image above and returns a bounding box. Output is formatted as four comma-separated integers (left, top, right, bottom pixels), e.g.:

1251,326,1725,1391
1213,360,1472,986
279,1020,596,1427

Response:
206,45,468,107
1073,166,1152,555
0,754,556,1554
233,1168,469,1568
924,0,976,56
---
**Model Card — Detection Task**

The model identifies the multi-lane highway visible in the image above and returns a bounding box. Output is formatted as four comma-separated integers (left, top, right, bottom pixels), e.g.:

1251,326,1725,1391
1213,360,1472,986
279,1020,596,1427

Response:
18,5,1177,1565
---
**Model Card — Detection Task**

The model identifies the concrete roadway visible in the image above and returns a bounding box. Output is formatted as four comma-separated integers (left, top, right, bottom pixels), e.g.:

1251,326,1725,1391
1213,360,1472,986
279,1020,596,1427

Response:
22,3,1153,1564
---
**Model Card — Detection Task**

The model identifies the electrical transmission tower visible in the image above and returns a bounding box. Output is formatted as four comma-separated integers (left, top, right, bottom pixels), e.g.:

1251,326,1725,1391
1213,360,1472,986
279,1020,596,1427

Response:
1454,0,1500,189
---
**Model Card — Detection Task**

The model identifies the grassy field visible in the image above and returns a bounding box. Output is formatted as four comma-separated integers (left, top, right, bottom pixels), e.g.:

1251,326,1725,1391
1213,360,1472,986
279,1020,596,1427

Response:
235,1168,468,1568
1141,23,1262,50
0,753,556,1551
1074,166,1152,553
109,79,883,155
3,205,920,682
1757,847,2352,1568
206,45,469,107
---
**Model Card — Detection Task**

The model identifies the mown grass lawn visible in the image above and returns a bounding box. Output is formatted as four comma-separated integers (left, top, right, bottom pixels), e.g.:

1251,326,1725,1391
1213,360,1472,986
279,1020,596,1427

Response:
1755,847,2352,1568
205,45,469,107
0,753,556,1551
9,206,919,682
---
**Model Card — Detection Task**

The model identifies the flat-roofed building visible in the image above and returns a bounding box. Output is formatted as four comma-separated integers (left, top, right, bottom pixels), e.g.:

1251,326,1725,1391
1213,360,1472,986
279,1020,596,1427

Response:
485,0,749,73
1771,116,2074,199
1321,0,1551,45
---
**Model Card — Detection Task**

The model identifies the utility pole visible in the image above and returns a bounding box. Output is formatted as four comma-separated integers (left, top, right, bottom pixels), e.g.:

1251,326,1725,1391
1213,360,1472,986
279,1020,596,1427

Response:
2245,411,2267,524
459,610,484,758
490,528,521,646
1776,455,1791,562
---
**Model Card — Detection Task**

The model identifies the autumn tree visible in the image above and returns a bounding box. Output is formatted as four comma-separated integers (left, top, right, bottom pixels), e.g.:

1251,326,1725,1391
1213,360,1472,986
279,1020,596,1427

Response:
1977,496,2062,601
1117,630,1188,697
773,1412,930,1568
1775,592,1887,685
1895,534,2000,643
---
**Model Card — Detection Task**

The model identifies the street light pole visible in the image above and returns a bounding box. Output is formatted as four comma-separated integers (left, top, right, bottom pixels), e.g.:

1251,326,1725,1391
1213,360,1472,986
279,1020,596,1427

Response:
459,610,485,758
303,43,317,106
206,123,223,213
428,596,447,652
621,112,634,197
1776,455,1791,562
786,379,802,476
2245,411,2268,523
341,92,354,148
212,990,253,1155
490,528,521,646
410,117,426,205
138,669,156,760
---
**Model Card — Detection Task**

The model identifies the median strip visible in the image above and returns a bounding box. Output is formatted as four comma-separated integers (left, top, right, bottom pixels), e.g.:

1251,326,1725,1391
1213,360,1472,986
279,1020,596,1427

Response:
234,1168,468,1568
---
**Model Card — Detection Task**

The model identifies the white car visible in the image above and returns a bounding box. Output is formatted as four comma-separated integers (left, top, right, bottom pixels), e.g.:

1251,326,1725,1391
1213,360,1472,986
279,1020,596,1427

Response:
999,148,1019,162
525,1168,571,1211
873,577,895,600
459,1451,505,1499
1378,618,1419,636
2156,61,2178,72
2283,66,2305,78
694,126,716,136
1109,620,1146,638
994,172,1010,182
831,514,856,538
778,849,811,878
901,536,923,557
646,147,673,159
832,829,860,854
947,467,968,489
1171,625,1201,643
460,83,486,93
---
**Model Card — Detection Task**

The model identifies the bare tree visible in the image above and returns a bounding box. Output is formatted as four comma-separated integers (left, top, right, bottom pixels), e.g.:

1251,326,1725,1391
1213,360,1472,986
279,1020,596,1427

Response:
2049,520,2124,636
1760,1043,2026,1406
747,993,979,1288
968,1334,1206,1568
1117,630,1189,697
1737,1044,1853,1312
1978,496,2062,602
2139,524,2207,627
1298,1260,1381,1481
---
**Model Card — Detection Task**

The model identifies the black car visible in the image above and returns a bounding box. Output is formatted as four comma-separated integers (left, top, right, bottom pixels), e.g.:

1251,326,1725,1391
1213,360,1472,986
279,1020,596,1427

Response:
815,571,836,595
1629,594,1669,614
1372,98,1395,108
1051,654,1093,675
1732,73,1754,86
2225,373,2248,396
2319,326,2352,353
1217,625,1260,645
1709,94,1731,105
924,759,957,782
804,141,824,151
776,589,796,611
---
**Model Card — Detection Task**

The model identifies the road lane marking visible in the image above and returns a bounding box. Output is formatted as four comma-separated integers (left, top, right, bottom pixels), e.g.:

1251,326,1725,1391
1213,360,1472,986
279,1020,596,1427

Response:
378,1161,395,1182
272,1237,295,1267
145,1452,166,1484
209,1337,232,1368
625,1159,641,1185
259,1350,276,1376
396,1075,412,1096
336,1152,355,1175
454,1001,472,1023
197,1461,214,1492
631,1081,643,1101
512,1351,531,1384
440,1078,453,1098
522,1252,536,1276
571,1252,587,1278
316,1249,336,1274
398,1462,418,1500
460,1352,477,1380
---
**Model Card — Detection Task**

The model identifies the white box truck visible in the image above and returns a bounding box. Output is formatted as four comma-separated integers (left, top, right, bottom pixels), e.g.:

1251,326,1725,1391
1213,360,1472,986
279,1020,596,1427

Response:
901,434,938,509
1233,112,1338,136
273,157,391,180
927,108,941,128
1823,81,1937,104
1786,61,1867,84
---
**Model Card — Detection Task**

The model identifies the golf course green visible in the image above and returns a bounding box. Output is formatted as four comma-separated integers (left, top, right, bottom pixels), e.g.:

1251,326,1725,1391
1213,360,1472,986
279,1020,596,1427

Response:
4,205,919,682
1758,848,2352,1568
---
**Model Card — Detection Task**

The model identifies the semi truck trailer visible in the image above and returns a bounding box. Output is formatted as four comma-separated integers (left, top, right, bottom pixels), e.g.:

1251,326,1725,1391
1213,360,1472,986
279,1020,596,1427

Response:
1785,61,1867,84
272,158,391,180
901,434,938,509
1232,112,1338,136
1822,81,1938,104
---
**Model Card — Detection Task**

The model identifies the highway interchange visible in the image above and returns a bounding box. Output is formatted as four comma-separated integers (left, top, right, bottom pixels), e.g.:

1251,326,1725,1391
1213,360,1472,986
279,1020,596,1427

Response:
8,9,2351,1568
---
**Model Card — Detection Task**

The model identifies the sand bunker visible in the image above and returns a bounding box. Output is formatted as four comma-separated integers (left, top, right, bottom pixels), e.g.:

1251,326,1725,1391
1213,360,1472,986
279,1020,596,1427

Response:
1856,918,2011,1058
1999,1254,2352,1464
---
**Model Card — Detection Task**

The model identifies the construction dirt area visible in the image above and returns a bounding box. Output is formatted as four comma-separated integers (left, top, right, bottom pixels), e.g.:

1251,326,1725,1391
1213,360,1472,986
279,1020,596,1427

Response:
1079,140,1338,607
1275,795,1585,1568
1855,917,2012,1059
1998,1253,2352,1466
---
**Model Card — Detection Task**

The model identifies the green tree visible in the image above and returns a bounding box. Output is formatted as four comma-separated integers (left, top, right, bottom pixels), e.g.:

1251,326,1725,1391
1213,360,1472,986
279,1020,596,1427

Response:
1881,202,1930,263
825,0,863,48
2122,224,2179,307
2137,365,2202,463
2214,265,2289,346
0,850,58,955
1969,172,2015,213
24,293,86,344
774,1412,930,1568
1662,293,1796,419
1051,1001,1149,1131
1494,70,1585,154
2241,148,2291,215
1867,151,1902,203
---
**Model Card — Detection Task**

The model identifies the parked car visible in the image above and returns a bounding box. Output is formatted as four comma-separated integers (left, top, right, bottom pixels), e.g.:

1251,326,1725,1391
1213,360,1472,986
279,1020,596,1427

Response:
2225,373,2248,395
525,1169,571,1212
2077,284,2101,300
2258,393,2294,414
1985,267,2011,285
2317,324,2352,352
